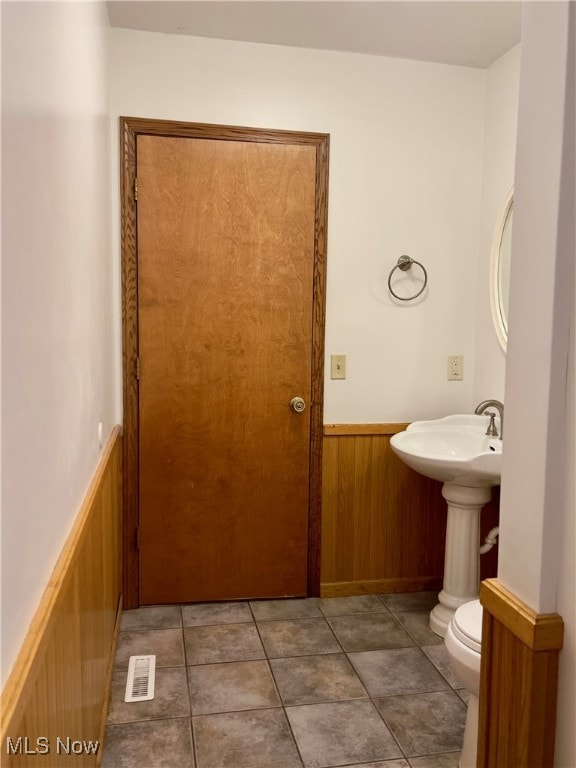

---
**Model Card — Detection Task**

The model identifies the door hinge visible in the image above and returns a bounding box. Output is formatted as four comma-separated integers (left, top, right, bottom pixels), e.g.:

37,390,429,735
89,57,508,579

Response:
134,177,138,201
136,357,141,380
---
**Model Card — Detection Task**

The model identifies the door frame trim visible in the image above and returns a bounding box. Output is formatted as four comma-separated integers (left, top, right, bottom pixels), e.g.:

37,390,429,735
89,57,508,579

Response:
120,116,329,608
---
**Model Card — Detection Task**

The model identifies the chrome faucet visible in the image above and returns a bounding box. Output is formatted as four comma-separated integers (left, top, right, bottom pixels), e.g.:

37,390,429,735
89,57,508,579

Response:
475,399,504,440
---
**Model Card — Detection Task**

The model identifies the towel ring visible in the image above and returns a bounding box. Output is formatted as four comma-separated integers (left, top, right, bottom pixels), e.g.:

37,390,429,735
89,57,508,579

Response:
388,256,428,301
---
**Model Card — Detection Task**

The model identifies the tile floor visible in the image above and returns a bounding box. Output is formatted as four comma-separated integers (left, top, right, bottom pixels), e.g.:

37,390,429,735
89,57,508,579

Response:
102,592,468,768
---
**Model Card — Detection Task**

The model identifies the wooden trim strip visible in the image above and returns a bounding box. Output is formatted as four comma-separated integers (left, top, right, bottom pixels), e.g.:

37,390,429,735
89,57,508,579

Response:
307,128,330,597
118,116,330,146
324,423,409,436
120,119,139,610
321,576,442,597
480,578,564,651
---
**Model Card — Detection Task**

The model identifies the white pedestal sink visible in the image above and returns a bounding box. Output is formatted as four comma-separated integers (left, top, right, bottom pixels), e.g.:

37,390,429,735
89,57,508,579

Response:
390,415,502,637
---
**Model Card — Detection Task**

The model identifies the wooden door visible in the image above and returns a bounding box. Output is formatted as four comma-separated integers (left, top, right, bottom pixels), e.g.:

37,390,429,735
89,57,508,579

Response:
132,127,327,605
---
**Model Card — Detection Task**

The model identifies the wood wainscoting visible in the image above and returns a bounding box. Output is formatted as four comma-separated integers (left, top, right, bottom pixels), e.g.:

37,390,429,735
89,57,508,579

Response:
320,424,500,597
0,428,122,768
478,579,564,768
321,423,445,596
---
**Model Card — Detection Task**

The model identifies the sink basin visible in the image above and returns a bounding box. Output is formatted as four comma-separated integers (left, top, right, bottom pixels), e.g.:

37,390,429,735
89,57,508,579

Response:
390,415,502,487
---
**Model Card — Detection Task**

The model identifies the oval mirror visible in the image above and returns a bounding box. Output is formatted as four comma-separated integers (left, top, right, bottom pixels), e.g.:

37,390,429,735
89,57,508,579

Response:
490,188,513,351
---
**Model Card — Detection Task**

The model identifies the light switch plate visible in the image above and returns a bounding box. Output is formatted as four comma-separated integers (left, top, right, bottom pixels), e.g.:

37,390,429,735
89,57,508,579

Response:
331,354,346,380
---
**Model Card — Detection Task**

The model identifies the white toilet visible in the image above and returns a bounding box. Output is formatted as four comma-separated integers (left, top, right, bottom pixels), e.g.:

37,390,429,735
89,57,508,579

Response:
444,599,483,768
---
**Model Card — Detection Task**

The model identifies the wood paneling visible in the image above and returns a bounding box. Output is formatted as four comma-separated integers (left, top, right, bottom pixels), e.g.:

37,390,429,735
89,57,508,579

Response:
120,117,329,606
321,426,500,594
478,578,564,768
321,427,447,592
0,428,122,768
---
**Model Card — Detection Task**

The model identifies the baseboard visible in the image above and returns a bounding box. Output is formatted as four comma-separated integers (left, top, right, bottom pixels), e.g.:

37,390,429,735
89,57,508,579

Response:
478,578,564,768
320,576,443,597
0,427,122,768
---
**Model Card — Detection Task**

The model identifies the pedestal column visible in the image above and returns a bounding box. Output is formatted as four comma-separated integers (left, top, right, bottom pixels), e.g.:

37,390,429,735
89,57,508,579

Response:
429,482,492,637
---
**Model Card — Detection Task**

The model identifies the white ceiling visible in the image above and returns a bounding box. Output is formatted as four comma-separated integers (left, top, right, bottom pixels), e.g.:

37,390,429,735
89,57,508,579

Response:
106,1,522,69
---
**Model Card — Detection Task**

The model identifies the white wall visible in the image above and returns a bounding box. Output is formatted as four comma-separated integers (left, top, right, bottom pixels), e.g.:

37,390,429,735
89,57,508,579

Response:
473,44,521,405
1,1,116,685
496,3,575,764
108,29,486,424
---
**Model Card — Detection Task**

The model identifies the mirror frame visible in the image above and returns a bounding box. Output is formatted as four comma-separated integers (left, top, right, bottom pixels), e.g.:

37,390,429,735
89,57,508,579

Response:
490,187,514,352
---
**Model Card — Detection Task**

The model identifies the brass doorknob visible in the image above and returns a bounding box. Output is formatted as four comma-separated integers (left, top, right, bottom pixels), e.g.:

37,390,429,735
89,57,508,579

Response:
290,397,306,413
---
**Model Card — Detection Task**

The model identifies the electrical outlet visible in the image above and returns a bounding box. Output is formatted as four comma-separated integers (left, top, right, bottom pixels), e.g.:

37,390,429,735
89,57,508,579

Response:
447,355,464,381
331,354,346,380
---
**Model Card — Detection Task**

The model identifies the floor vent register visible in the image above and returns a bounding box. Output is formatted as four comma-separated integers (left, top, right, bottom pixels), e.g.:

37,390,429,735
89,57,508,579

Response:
124,655,156,702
